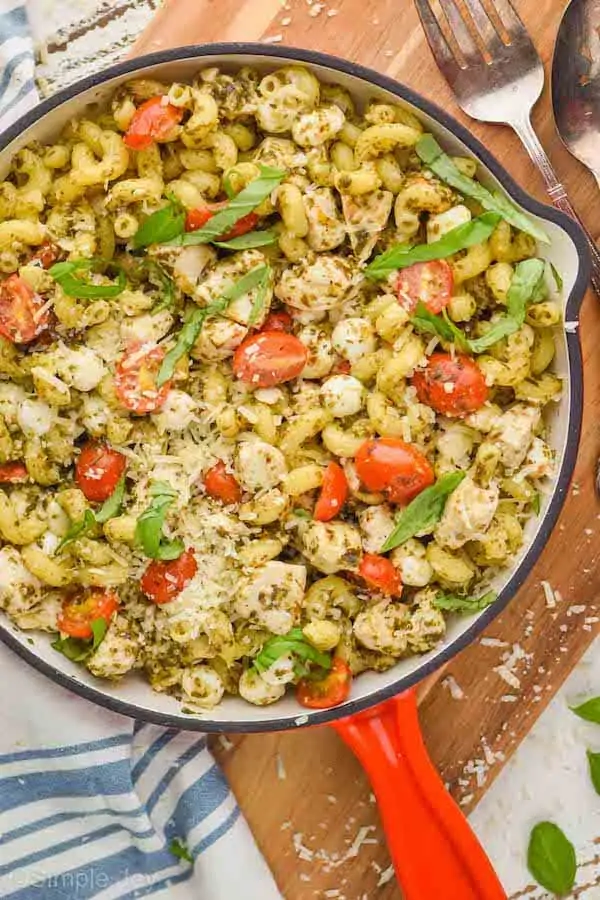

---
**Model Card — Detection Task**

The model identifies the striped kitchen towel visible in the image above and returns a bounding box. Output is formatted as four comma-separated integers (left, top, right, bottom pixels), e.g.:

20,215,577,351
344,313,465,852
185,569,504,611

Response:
0,4,282,899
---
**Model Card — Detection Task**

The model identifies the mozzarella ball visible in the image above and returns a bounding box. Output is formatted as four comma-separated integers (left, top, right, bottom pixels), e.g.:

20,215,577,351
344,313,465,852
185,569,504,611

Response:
358,504,395,554
181,665,225,710
239,668,286,706
391,539,433,587
331,317,376,363
52,345,107,392
192,316,248,361
300,521,362,574
17,399,53,436
320,374,364,417
156,390,197,431
297,323,336,379
427,204,471,243
236,440,287,492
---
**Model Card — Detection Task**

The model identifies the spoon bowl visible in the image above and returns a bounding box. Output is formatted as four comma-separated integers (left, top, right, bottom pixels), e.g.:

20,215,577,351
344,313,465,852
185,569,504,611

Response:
552,0,600,188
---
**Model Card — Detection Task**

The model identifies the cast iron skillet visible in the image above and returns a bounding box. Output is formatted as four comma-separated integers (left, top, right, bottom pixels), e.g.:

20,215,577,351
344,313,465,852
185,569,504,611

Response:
0,44,589,900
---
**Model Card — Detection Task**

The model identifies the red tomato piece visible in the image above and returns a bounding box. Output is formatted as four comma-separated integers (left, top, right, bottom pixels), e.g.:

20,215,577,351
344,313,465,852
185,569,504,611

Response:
0,275,50,344
355,438,435,505
114,343,171,414
397,260,454,314
185,203,259,242
140,550,198,605
314,462,348,522
297,658,352,709
411,352,488,418
31,241,61,269
124,97,183,150
261,310,293,333
333,359,352,375
358,554,403,596
58,589,120,640
204,460,242,505
0,462,28,483
233,331,308,387
75,442,127,503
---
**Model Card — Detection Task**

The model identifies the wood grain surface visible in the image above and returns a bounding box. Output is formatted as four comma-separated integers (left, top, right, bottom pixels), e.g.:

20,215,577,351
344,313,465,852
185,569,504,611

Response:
79,1,600,896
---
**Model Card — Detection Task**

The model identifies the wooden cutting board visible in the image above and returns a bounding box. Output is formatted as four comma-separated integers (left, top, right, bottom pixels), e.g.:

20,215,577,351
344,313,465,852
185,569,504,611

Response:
131,1,599,896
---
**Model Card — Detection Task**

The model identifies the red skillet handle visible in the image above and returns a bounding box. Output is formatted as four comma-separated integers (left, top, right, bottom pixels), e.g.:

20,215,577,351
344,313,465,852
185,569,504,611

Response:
332,690,507,900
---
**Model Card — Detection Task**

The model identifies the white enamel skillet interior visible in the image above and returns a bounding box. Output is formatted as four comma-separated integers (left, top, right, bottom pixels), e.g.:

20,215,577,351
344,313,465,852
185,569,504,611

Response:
0,44,589,733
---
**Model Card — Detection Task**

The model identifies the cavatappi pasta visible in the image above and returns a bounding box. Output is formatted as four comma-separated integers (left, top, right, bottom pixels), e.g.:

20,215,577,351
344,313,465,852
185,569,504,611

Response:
0,65,561,712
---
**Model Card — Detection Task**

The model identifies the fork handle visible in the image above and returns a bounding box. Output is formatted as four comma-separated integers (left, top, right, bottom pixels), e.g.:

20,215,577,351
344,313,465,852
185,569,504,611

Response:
511,115,600,295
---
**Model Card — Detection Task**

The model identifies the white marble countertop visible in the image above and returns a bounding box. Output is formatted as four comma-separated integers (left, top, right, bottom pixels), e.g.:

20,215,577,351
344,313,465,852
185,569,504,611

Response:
19,2,600,896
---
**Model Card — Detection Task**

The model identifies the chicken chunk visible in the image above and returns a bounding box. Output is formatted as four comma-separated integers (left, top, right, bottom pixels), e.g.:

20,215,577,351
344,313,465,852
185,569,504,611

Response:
236,440,287,492
358,504,395,554
304,187,346,252
354,601,411,656
195,250,272,327
300,521,362,574
489,404,541,471
275,255,355,311
435,475,499,549
235,561,306,634
341,190,394,261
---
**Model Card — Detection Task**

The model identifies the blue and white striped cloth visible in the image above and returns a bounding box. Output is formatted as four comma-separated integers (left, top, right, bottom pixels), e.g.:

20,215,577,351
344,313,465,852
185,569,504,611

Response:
0,4,282,898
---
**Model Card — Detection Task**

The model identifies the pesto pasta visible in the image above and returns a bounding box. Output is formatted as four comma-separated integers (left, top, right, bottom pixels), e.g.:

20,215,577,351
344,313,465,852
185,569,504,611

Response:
0,64,561,712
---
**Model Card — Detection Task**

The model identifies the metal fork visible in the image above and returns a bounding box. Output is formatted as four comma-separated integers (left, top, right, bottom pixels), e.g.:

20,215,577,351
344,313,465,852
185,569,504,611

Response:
414,0,600,293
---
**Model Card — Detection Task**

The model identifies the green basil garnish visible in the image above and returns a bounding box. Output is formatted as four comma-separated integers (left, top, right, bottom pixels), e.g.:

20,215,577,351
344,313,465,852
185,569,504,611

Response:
214,229,278,251
253,627,332,678
365,213,500,280
531,491,541,516
549,262,563,293
166,165,285,247
415,134,550,244
169,838,194,864
49,259,126,299
411,303,470,352
56,476,125,553
157,264,271,386
135,481,184,561
587,750,600,796
381,472,466,552
570,696,600,724
432,590,497,613
52,617,108,662
527,822,577,896
132,197,186,249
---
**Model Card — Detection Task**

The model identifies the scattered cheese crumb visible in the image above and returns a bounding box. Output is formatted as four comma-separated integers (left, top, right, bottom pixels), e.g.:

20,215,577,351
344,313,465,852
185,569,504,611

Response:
263,33,283,43
276,752,287,780
443,675,465,700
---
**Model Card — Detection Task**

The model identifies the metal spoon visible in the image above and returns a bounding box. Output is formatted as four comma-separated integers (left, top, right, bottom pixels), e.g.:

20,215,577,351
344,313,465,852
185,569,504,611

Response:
552,0,600,284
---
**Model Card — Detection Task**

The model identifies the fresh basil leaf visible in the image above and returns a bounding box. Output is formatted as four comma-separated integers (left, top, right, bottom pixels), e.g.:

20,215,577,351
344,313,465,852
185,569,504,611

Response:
587,750,600,795
415,134,550,244
149,481,178,500
167,165,285,246
135,482,183,560
531,491,541,516
248,266,272,325
157,264,271,386
49,260,126,299
56,509,97,553
433,590,497,613
411,303,470,351
52,616,109,662
570,696,600,724
95,476,126,524
292,508,312,519
132,198,186,249
147,261,176,313
222,173,236,200
381,472,466,552
527,822,577,896
549,262,563,292
253,627,332,675
365,213,500,280
466,317,522,353
214,229,278,251
155,539,186,561
507,258,547,319
169,838,194,864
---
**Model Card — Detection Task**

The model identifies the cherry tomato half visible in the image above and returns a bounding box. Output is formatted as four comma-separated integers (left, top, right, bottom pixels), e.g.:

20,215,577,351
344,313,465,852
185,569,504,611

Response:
0,275,50,344
297,658,352,709
185,203,259,242
411,352,488,418
140,550,198,605
0,462,28,484
75,441,127,503
114,343,171,414
261,310,293,333
124,97,183,151
397,259,454,314
358,553,403,596
355,438,435,505
204,460,242,505
58,589,120,640
314,462,348,522
233,331,308,387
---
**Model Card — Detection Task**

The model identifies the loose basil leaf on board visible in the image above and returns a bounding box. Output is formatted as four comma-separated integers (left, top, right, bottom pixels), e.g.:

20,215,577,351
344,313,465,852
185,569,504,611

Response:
49,260,126,299
167,165,285,246
132,197,186,249
94,476,126,524
433,591,497,613
214,229,278,251
52,617,108,662
415,134,550,244
157,264,271,386
253,627,332,676
56,508,97,553
135,481,183,560
570,696,600,724
169,838,194,864
411,303,470,352
381,471,466,552
365,213,500,280
527,822,577,896
587,750,600,796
